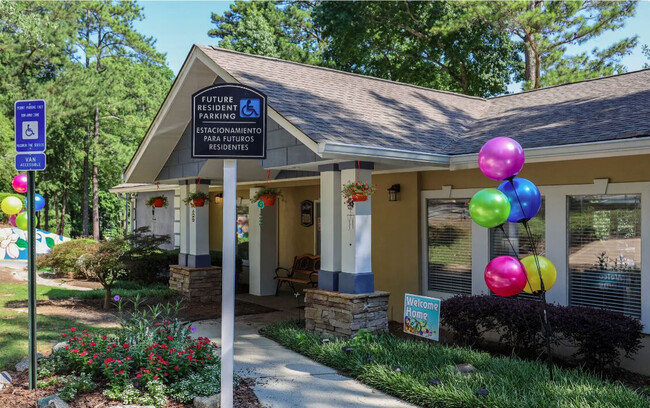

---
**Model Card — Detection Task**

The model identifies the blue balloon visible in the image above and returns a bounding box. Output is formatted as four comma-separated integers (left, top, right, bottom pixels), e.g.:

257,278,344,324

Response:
24,193,46,212
497,178,541,223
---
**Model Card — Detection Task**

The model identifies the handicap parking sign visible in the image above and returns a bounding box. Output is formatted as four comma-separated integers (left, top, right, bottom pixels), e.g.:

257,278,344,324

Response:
240,99,261,118
15,100,46,152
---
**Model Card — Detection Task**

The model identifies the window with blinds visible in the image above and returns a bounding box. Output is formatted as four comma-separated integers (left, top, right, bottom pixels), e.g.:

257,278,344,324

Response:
568,195,641,318
426,199,472,294
489,200,545,301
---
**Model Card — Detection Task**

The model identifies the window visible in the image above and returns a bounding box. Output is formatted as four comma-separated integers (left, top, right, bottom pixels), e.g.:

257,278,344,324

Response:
426,199,472,294
568,195,641,318
490,200,545,300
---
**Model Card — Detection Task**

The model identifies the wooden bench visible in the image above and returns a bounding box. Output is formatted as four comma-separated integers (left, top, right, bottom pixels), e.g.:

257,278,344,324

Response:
274,254,320,295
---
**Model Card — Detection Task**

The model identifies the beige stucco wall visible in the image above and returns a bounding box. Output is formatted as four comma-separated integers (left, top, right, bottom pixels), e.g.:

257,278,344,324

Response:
209,189,249,252
421,154,650,190
277,185,320,268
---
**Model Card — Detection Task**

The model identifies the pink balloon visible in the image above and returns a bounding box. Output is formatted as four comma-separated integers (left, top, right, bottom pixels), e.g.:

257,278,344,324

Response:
12,174,27,194
9,214,16,227
484,256,527,297
478,137,525,181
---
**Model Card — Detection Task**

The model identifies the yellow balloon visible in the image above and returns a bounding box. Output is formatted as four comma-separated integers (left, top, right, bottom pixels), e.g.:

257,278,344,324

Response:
521,255,557,294
1,196,23,215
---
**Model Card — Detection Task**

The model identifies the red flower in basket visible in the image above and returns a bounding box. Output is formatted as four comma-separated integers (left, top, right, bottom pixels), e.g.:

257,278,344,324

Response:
145,195,168,208
252,187,283,207
342,181,376,204
184,191,210,208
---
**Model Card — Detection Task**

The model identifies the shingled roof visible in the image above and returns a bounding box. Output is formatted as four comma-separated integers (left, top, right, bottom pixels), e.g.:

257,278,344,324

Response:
199,45,650,156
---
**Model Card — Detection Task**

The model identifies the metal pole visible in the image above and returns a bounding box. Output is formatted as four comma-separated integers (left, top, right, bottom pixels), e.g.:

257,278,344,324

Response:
27,170,37,389
221,159,237,408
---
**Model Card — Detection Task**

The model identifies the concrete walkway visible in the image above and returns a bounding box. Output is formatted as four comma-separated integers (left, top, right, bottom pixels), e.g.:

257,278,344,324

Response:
193,296,416,408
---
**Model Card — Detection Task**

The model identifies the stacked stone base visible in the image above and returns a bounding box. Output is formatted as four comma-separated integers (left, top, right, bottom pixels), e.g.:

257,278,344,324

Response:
304,289,389,338
169,265,221,303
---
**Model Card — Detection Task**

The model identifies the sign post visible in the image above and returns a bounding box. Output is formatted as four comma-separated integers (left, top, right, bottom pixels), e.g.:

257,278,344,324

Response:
14,99,47,390
192,84,266,408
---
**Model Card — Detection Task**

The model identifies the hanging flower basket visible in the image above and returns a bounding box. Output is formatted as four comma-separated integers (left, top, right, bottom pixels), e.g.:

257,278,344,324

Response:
252,187,283,207
145,195,168,208
342,181,375,201
184,191,209,208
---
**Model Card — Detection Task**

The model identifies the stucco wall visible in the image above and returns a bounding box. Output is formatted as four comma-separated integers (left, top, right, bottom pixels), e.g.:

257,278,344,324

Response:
134,190,176,250
277,185,320,268
371,172,421,322
208,189,250,252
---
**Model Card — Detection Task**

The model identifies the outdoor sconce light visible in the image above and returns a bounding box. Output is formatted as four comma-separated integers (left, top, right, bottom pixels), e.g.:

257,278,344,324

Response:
214,193,223,205
388,184,401,201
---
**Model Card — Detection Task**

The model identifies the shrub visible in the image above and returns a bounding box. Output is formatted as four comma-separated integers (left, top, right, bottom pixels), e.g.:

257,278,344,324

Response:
58,372,95,402
441,295,643,370
81,238,128,308
121,227,171,284
36,238,98,278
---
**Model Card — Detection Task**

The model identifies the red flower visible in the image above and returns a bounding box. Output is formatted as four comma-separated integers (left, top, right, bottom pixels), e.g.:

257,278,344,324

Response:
72,349,79,353
122,343,129,349
70,327,76,332
153,375,159,380
101,335,107,340
65,346,69,351
61,333,67,337
136,373,141,378
118,370,124,375
90,341,96,346
125,356,132,361
87,360,93,364
167,336,173,341
174,365,179,370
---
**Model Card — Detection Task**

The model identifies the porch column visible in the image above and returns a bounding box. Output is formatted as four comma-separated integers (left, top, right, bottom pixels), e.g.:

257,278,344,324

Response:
188,180,211,268
248,187,278,296
318,164,341,291
178,183,190,266
339,161,374,294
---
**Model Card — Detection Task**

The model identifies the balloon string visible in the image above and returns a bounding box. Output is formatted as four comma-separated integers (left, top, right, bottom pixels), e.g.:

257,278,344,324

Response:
498,224,534,293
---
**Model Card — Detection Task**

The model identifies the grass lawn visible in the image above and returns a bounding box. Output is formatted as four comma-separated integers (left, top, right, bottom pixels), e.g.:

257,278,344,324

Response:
261,320,649,408
0,281,177,371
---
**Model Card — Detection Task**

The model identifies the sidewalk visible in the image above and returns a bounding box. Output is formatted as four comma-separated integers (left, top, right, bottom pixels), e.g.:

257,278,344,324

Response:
193,309,416,408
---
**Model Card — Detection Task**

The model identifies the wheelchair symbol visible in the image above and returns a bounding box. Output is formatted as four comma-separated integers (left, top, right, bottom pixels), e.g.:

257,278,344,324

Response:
240,99,261,118
22,121,38,140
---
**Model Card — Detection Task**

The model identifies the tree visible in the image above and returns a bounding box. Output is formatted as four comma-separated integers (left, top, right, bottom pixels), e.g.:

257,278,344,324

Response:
315,1,518,97
81,238,127,309
434,1,638,89
209,1,325,65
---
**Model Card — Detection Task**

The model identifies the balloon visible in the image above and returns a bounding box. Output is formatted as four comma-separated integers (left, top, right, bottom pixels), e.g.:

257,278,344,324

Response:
478,137,525,180
9,214,16,228
521,255,557,294
469,188,510,228
484,256,527,297
24,193,45,212
1,196,23,215
15,212,28,231
11,174,27,194
497,178,541,223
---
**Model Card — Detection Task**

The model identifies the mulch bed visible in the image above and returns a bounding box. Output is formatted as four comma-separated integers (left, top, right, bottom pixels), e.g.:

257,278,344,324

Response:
0,370,263,407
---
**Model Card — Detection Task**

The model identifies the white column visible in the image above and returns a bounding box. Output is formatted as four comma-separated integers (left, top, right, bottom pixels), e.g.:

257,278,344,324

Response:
339,162,374,293
544,192,568,305
187,182,211,268
318,165,341,291
178,183,190,266
248,187,278,296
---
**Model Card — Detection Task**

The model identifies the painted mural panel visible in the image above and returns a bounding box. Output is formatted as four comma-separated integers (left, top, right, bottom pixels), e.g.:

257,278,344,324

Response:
0,228,69,260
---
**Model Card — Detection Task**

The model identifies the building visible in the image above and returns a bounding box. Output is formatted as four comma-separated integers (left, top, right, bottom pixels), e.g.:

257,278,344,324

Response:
117,45,650,370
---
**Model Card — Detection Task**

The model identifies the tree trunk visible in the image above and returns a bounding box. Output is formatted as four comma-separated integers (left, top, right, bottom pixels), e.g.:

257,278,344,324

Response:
92,106,100,241
58,189,67,236
82,127,90,237
43,191,49,231
524,0,543,89
103,286,111,309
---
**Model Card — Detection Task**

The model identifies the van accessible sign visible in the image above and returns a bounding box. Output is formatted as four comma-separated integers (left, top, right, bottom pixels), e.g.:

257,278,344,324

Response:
192,84,267,159
403,294,440,341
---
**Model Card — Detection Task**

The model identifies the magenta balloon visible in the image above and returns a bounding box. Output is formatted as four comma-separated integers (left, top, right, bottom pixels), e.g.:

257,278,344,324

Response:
12,174,27,194
478,137,525,181
484,255,527,297
9,214,16,228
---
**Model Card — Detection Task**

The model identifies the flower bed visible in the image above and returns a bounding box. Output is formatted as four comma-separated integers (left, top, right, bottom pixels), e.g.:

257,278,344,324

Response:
36,296,223,407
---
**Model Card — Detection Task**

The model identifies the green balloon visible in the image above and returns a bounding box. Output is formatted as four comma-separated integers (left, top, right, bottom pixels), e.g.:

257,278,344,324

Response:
469,188,510,228
15,212,28,231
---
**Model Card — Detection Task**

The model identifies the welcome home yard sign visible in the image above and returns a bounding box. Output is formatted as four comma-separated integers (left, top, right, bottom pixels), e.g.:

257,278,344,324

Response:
404,294,441,341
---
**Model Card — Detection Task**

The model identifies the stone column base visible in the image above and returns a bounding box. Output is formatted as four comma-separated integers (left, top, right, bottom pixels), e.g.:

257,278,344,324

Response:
304,289,389,338
169,265,221,303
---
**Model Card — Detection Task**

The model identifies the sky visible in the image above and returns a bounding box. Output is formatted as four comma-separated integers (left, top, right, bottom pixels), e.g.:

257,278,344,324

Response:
134,1,650,91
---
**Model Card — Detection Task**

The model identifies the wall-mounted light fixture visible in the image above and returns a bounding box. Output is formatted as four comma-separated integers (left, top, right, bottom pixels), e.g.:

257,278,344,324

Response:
214,192,223,205
388,184,401,202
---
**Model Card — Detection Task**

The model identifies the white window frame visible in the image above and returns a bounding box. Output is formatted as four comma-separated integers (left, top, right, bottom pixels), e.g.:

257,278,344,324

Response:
421,179,650,332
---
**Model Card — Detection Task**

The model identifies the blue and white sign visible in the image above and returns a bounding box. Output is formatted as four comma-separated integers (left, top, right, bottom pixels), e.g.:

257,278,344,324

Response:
15,153,46,171
15,100,46,153
403,294,441,341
